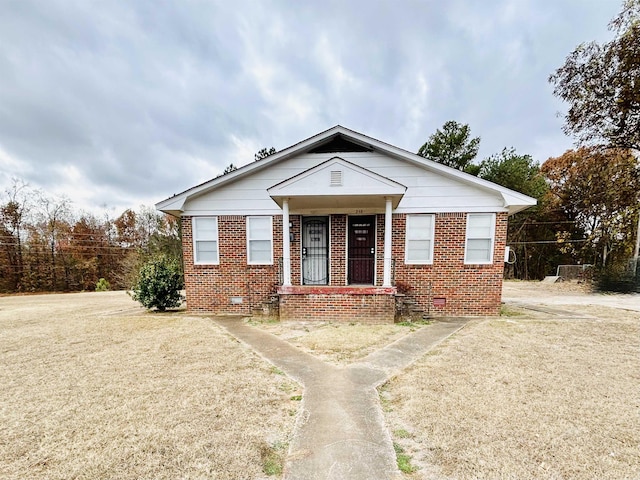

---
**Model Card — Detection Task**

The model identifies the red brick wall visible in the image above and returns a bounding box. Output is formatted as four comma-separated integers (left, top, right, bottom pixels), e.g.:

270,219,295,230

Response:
279,292,395,323
182,215,282,314
393,212,507,316
289,215,302,285
182,212,507,317
376,214,385,286
330,215,346,286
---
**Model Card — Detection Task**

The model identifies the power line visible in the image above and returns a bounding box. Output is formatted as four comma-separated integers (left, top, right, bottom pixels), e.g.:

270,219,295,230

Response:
514,220,580,225
509,239,588,245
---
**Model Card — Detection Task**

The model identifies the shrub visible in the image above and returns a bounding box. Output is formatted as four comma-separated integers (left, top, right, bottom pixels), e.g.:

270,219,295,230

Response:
596,259,640,293
130,255,184,311
95,278,110,291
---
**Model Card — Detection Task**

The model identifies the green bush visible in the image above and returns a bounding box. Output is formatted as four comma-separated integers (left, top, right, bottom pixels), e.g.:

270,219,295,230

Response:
130,255,184,311
95,278,110,292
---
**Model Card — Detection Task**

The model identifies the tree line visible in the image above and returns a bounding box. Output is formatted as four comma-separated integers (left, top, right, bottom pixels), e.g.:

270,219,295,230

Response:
0,179,181,293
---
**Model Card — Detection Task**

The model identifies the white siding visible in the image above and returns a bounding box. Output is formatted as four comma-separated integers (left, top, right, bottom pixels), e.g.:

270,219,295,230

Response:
182,152,507,215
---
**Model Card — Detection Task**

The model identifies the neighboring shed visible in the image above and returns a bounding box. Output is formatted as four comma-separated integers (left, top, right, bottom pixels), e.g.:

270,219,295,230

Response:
157,125,536,322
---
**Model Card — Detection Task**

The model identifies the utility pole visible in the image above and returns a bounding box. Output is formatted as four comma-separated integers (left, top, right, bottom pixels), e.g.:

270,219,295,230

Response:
634,211,640,275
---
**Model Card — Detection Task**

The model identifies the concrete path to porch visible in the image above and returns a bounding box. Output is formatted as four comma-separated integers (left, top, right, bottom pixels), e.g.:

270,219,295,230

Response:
213,317,469,480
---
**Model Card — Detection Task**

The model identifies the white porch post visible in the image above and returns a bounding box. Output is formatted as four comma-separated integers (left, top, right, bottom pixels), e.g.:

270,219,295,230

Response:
282,199,292,286
383,197,393,287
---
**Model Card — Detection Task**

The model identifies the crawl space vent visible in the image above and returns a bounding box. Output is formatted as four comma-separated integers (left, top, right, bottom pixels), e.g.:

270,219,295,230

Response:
330,170,343,186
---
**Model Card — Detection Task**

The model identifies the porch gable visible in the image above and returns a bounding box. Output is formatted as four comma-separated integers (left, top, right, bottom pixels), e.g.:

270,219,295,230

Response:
268,157,406,213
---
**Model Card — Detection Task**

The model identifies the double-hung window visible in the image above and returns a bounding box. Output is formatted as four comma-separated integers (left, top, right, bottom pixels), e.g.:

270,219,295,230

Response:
193,217,219,264
405,214,435,264
247,216,273,264
465,213,495,264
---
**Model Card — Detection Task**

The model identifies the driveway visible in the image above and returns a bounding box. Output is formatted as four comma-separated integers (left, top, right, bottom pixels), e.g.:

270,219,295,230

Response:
502,280,640,312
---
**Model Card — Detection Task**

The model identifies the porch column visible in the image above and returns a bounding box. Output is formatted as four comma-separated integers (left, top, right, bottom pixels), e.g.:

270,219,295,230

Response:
383,197,393,287
282,199,292,286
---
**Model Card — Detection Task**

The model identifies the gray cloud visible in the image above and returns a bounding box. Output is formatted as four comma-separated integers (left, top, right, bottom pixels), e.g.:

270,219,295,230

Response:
0,0,621,213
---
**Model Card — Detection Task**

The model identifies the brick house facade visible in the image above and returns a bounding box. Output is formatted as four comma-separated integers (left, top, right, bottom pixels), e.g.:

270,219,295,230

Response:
159,126,535,323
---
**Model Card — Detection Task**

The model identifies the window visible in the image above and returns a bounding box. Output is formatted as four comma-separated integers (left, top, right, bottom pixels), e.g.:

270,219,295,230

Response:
247,216,273,264
465,213,495,264
193,217,219,264
405,214,435,264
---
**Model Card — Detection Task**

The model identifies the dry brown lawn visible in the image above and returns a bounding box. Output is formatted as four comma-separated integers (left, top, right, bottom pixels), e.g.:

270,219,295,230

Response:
253,320,421,365
384,303,640,480
254,284,639,479
3,284,638,480
0,292,298,480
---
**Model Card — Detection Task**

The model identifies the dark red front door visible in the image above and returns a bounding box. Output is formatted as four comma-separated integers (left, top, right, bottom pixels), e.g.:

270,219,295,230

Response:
348,216,375,284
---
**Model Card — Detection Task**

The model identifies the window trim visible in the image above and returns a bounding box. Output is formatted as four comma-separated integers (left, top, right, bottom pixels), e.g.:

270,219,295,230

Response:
405,214,435,265
464,213,496,265
193,216,219,265
246,216,273,265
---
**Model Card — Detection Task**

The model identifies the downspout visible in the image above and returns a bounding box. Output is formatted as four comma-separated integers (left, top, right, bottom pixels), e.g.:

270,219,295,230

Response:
633,211,640,275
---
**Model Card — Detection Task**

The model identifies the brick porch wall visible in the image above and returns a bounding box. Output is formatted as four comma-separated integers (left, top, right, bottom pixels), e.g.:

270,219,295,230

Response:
289,215,302,285
279,287,396,324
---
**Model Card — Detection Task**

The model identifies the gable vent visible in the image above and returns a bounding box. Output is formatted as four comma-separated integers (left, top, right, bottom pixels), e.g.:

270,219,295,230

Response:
330,170,343,186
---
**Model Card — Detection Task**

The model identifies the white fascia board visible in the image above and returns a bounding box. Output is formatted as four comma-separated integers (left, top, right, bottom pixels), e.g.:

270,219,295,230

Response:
501,192,538,215
155,195,186,216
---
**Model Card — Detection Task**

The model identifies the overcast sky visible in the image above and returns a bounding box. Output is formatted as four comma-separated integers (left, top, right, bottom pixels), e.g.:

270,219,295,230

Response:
0,0,621,215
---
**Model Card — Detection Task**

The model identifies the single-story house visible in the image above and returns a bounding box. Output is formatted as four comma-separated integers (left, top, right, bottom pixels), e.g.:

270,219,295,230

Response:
157,125,536,323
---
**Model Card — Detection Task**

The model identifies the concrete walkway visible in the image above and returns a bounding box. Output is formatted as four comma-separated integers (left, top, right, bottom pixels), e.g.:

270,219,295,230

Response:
214,318,468,480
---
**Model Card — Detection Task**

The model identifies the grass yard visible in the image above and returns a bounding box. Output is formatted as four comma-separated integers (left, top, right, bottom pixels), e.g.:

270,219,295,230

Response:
2,285,638,479
384,304,640,480
253,320,423,365
0,292,298,480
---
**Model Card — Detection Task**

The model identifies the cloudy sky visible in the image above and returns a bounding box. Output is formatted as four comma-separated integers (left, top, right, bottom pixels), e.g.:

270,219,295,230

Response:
0,0,621,215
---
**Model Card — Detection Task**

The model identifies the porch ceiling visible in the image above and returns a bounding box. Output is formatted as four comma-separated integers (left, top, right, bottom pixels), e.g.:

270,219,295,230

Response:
272,193,404,213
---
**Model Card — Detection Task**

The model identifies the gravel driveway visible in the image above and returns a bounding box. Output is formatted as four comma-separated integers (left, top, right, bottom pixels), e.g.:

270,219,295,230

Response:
502,280,640,311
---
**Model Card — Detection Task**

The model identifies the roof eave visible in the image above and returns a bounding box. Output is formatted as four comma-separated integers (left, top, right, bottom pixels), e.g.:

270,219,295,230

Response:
155,126,355,209
155,125,539,216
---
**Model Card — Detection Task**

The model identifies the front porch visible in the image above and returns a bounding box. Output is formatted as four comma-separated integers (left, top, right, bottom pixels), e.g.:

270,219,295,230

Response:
269,157,406,289
266,157,408,323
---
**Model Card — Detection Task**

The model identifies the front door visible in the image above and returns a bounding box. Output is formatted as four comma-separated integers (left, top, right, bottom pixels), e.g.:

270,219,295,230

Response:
302,217,329,285
348,215,375,284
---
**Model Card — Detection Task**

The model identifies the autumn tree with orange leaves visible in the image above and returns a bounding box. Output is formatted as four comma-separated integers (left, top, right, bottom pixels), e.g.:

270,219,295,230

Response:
541,147,640,267
0,181,181,293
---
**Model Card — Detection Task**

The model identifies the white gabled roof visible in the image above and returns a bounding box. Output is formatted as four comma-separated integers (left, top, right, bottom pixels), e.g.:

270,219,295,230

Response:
156,125,537,216
267,157,406,210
